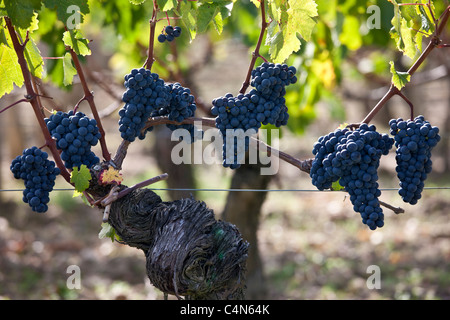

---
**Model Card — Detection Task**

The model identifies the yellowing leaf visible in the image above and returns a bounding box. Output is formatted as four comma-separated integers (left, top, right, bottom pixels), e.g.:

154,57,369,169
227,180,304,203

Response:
250,0,260,8
311,57,336,90
99,167,123,185
0,41,24,98
267,0,318,63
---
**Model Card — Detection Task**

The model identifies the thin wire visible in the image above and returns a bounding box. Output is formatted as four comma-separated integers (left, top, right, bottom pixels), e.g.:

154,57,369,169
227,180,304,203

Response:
1,187,450,193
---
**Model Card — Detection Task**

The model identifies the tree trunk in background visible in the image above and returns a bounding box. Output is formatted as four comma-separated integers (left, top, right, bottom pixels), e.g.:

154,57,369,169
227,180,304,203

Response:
153,126,197,200
221,163,272,299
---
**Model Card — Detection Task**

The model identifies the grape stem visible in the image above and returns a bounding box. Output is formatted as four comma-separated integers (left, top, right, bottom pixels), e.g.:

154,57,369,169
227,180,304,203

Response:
99,173,169,211
144,0,159,70
137,116,314,174
379,200,405,215
355,5,450,126
66,38,111,162
0,98,29,114
4,17,71,183
238,0,268,94
111,115,315,173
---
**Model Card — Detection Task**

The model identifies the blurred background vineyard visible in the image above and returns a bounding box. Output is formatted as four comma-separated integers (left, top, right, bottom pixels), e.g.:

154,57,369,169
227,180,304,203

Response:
0,0,449,299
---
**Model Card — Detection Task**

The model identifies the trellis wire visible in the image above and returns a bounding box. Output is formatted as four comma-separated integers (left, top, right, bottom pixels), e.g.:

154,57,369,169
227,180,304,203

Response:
1,187,450,193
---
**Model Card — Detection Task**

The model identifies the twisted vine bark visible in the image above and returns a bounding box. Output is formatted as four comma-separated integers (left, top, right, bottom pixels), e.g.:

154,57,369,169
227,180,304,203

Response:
107,187,249,300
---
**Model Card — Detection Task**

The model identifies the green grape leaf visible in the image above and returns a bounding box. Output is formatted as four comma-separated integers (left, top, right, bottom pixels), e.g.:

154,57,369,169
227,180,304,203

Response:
389,1,424,59
129,0,147,4
23,38,44,79
331,180,345,191
197,3,218,33
70,164,92,193
62,29,91,56
3,0,41,29
250,0,260,8
179,0,197,41
157,0,178,12
267,0,318,63
0,25,24,98
63,52,77,86
213,11,224,34
0,27,8,47
196,0,233,34
339,16,362,51
43,0,90,26
418,3,435,33
99,222,120,242
390,61,410,90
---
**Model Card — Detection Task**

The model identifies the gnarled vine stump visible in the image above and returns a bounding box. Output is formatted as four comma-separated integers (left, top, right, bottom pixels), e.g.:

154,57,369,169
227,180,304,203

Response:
107,188,249,300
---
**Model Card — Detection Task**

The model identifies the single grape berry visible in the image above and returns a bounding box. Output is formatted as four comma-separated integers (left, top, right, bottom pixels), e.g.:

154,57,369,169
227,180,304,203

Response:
173,26,182,37
166,34,175,42
158,34,166,43
165,25,174,35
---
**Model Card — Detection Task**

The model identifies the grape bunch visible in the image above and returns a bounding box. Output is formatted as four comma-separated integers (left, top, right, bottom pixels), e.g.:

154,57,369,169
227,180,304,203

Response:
45,111,101,169
119,68,170,142
310,124,394,230
211,93,259,169
156,82,199,143
158,25,182,43
211,62,298,169
389,115,440,204
10,147,60,213
250,62,297,127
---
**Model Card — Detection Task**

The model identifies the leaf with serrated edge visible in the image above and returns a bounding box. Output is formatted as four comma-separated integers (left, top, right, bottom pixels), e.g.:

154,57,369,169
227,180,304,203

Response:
62,30,91,56
43,0,90,25
3,0,41,29
390,61,410,90
157,0,177,12
129,0,147,4
0,35,24,98
99,223,119,242
63,52,77,86
268,0,318,63
70,165,92,193
23,38,44,78
179,1,197,41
